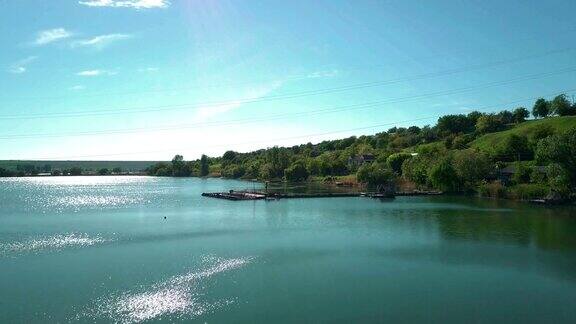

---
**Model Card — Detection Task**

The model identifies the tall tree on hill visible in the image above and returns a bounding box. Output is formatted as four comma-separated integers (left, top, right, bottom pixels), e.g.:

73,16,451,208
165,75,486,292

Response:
532,98,550,118
436,114,475,136
200,154,209,176
222,151,237,166
475,114,505,134
512,107,529,123
550,94,574,116
497,110,514,124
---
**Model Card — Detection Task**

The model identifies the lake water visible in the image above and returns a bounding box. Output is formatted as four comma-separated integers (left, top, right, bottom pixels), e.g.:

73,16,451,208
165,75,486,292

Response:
1,176,576,323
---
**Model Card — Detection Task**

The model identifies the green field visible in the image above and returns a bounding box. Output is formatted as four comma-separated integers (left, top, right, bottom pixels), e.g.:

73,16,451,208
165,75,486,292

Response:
0,160,162,172
470,116,576,152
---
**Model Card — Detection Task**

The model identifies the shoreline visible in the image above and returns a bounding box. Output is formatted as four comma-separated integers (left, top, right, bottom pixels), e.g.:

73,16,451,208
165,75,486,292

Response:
1,174,572,206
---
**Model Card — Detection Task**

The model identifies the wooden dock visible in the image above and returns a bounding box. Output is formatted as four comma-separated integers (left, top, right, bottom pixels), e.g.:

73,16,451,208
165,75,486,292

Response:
201,191,266,201
202,190,396,201
201,189,445,201
395,190,443,196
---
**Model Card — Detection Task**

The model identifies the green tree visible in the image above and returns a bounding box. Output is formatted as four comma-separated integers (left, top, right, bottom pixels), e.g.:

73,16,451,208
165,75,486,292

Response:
98,168,110,175
511,162,531,184
452,150,491,189
266,146,290,178
497,134,531,161
112,167,122,174
467,111,484,125
475,114,504,134
429,158,459,192
171,154,189,177
284,160,309,182
386,153,412,174
550,94,574,116
200,154,209,176
222,150,238,166
0,167,16,177
155,166,172,176
436,114,475,136
402,155,430,188
356,163,395,186
532,98,550,118
512,107,529,123
147,162,171,176
70,167,82,176
222,164,245,178
259,163,275,180
497,110,514,124
545,163,571,198
535,128,576,183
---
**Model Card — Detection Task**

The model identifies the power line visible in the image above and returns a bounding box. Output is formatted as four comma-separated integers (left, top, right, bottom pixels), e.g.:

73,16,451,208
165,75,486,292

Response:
1,86,574,141
25,90,573,161
1,52,575,120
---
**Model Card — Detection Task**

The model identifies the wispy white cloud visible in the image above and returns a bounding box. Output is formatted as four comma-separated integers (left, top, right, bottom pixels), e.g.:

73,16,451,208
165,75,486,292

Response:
34,28,73,46
72,34,131,50
69,85,86,91
76,69,116,77
8,56,37,74
306,69,340,79
78,0,170,9
138,67,159,73
194,81,283,121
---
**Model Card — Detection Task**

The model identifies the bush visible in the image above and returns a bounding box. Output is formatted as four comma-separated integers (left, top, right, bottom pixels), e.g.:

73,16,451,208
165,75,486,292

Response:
451,134,475,149
530,167,546,184
429,158,460,192
401,155,430,188
453,150,492,189
357,163,395,186
478,181,506,198
511,162,531,184
386,153,412,174
529,125,554,149
508,184,548,200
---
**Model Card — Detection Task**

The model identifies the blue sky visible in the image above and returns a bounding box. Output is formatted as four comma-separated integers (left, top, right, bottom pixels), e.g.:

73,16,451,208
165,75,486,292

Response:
1,0,575,160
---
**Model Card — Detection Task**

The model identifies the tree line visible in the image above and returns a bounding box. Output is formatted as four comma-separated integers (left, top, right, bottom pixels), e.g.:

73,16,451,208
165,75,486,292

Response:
0,164,123,177
147,94,575,201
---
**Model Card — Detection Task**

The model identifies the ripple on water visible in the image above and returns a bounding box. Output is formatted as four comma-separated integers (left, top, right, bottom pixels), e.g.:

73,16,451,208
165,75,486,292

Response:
82,256,252,323
1,176,159,213
0,233,110,255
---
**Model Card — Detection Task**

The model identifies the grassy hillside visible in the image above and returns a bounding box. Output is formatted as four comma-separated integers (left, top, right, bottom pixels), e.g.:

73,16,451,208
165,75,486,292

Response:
470,116,576,152
0,160,161,172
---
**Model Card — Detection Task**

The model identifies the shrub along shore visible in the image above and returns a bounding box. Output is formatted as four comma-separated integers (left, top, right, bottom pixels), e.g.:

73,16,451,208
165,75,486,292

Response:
144,94,576,203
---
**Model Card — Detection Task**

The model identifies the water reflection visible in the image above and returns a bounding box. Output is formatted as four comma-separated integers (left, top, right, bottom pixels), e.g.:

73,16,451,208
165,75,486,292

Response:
431,198,576,251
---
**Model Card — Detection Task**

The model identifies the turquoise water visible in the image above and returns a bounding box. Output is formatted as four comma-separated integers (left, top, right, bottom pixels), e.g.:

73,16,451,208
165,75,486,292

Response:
1,176,576,323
